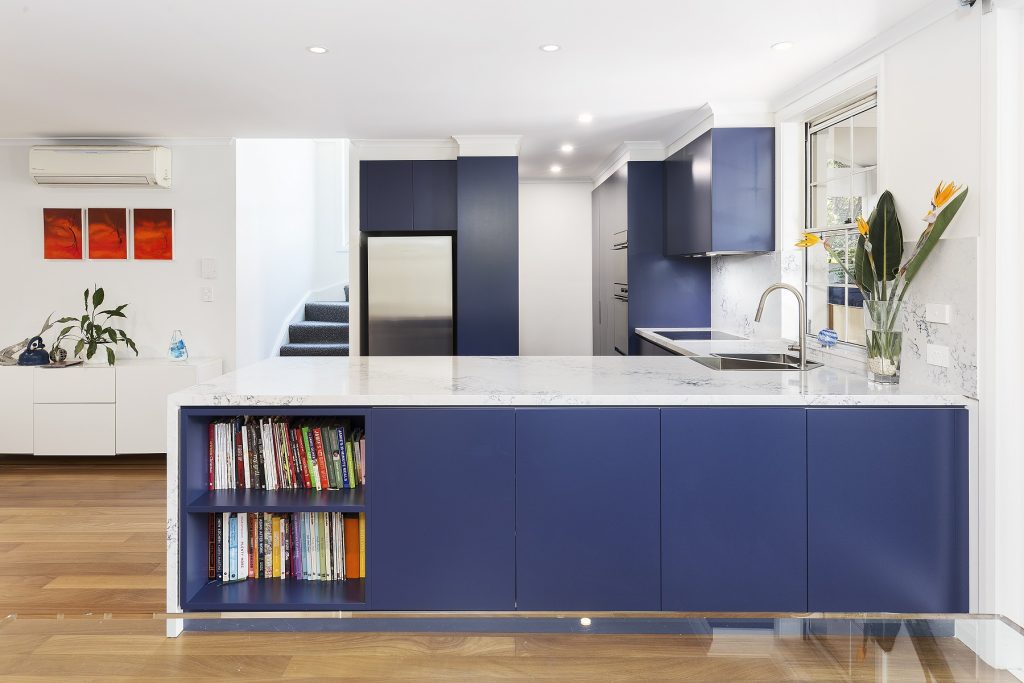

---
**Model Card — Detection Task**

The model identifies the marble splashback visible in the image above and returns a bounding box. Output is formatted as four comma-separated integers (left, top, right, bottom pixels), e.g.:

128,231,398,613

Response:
710,238,978,398
710,251,782,339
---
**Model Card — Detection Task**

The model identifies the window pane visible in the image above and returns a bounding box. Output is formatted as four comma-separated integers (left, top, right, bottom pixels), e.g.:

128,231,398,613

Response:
806,283,830,336
810,175,854,230
850,109,877,170
852,168,876,220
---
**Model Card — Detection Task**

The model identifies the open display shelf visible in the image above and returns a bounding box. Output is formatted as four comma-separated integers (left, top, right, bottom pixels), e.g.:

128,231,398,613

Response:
179,406,370,612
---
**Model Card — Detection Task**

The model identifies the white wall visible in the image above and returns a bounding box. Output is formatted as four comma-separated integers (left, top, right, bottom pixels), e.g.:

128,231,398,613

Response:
0,141,237,369
235,140,316,369
235,139,350,368
518,182,593,355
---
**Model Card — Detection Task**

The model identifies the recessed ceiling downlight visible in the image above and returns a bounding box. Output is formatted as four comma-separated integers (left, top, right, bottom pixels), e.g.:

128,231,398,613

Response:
771,41,793,51
577,113,594,124
539,44,561,52
307,46,329,54
560,144,574,153
550,164,563,173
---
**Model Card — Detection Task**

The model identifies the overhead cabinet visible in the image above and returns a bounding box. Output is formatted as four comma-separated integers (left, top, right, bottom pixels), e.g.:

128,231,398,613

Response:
359,160,457,231
665,127,775,256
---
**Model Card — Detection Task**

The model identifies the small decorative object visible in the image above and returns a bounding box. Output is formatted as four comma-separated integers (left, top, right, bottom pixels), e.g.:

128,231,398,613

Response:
1,315,56,366
133,208,173,260
49,346,68,363
168,329,188,361
52,285,139,366
797,181,968,384
87,208,128,260
43,208,83,259
817,329,838,348
17,337,51,366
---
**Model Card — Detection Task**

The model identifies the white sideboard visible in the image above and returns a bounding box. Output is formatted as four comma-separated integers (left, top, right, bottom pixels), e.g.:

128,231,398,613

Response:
0,358,221,455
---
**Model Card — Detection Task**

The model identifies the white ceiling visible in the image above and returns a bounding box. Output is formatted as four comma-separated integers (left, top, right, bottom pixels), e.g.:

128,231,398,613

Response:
0,0,937,178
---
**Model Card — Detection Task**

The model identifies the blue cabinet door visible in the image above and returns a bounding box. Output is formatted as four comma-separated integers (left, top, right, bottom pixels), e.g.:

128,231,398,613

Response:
370,408,515,610
807,408,968,613
360,160,413,231
661,408,807,611
664,130,712,256
515,408,661,610
456,156,518,355
711,128,775,253
412,160,457,231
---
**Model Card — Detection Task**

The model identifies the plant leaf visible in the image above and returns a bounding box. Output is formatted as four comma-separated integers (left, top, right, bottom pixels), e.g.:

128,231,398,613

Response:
83,288,89,311
902,188,969,286
855,191,903,292
106,346,115,366
58,325,75,337
74,339,85,358
87,341,97,359
100,309,126,318
126,338,139,355
92,287,104,309
54,316,77,324
107,329,118,344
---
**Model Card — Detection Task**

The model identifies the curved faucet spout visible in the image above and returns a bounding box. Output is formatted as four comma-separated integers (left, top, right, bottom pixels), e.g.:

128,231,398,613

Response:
754,283,807,369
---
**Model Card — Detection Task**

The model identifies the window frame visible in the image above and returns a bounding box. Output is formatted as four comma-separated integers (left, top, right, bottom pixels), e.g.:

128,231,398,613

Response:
802,93,878,347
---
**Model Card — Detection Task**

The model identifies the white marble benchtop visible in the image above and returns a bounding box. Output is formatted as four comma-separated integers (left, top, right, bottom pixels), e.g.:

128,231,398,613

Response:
169,355,969,408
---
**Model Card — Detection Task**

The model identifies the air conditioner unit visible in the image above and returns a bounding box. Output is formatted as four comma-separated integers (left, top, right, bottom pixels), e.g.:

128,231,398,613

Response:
29,145,172,188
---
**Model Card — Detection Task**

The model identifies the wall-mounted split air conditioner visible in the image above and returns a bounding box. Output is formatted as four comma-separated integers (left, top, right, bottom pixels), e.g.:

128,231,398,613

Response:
29,145,172,188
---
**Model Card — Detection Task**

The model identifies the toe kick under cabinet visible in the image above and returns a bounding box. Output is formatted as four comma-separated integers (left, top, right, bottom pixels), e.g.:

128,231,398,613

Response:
1,358,221,456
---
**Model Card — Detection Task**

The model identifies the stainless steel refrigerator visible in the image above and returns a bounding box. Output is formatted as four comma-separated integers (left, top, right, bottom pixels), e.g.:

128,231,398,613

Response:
365,235,454,355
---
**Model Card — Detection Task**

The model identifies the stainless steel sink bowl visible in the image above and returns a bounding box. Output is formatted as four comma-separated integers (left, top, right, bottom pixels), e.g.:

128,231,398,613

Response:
688,353,823,371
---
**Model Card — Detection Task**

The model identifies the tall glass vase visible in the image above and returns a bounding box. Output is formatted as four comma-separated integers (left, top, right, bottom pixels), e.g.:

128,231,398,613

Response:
863,299,903,384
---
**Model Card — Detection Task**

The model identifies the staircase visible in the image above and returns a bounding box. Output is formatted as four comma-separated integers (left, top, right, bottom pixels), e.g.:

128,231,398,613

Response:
279,287,350,357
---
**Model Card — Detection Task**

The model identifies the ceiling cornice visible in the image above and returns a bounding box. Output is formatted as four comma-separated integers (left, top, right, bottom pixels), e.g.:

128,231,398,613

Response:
453,135,522,157
350,138,458,160
591,141,664,187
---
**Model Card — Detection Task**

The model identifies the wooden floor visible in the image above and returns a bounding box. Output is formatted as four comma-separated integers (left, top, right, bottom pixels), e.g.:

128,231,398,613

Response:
0,456,1015,681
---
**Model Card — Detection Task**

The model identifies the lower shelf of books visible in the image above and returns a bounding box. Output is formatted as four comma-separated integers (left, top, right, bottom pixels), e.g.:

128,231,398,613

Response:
185,578,366,611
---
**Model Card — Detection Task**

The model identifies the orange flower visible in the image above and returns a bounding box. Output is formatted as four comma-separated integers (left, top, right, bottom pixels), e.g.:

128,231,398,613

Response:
856,216,870,237
932,181,961,209
795,233,821,248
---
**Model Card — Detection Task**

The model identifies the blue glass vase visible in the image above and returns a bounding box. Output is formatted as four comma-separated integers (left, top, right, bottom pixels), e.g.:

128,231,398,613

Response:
168,329,188,361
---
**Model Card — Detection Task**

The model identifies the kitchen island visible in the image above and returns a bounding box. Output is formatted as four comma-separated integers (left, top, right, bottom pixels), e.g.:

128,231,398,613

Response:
166,355,972,636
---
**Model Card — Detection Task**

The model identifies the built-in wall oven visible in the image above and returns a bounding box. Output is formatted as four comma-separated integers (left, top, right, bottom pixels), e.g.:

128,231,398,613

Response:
611,229,629,355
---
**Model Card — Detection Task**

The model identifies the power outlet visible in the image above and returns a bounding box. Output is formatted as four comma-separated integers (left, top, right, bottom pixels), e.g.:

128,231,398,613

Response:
200,286,214,303
926,304,951,324
201,258,218,280
926,344,950,367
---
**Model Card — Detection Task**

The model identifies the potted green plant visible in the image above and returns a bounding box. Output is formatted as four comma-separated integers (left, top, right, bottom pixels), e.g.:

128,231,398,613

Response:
52,285,139,366
796,181,968,383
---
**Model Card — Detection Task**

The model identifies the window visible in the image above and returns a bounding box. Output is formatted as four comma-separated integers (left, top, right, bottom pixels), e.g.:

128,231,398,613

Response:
804,95,877,346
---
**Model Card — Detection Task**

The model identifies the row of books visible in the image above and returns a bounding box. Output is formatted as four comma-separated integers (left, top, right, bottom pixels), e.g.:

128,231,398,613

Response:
209,418,365,491
209,512,364,582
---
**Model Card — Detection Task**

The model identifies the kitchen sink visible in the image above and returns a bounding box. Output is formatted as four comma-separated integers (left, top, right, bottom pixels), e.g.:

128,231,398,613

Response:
688,353,822,371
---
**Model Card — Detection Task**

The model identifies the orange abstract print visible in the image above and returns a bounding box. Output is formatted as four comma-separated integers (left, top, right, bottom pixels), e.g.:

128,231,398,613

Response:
133,208,173,260
43,208,83,259
87,208,128,259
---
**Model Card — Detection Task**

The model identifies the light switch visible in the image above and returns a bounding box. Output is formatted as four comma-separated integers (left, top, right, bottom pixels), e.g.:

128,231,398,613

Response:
926,344,950,367
925,303,951,324
200,286,214,303
201,258,218,279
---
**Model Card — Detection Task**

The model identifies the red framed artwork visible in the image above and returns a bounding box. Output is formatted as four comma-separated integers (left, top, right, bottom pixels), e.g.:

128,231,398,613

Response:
133,208,173,260
87,208,128,260
43,208,84,259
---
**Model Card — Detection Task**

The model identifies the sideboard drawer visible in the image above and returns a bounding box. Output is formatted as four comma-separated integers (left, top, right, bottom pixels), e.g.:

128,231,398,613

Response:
33,403,115,456
34,366,115,403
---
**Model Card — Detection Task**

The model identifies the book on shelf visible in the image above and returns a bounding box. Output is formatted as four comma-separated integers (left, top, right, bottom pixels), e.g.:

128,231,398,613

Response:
207,418,365,492
209,511,363,583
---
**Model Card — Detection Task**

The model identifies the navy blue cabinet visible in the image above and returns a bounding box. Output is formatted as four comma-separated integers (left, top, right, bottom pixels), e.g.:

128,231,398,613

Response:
413,160,458,230
360,160,457,232
661,408,808,611
456,156,518,355
515,408,661,610
664,128,775,256
360,160,413,231
370,408,515,610
807,408,968,613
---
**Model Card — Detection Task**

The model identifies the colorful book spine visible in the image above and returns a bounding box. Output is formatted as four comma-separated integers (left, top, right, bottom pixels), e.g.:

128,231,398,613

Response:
208,514,216,578
344,514,360,579
344,434,357,491
228,514,238,581
207,423,215,491
336,425,350,489
312,427,333,490
359,513,366,578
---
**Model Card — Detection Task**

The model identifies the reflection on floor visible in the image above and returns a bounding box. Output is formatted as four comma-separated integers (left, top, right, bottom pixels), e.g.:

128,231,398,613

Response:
0,456,1020,681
